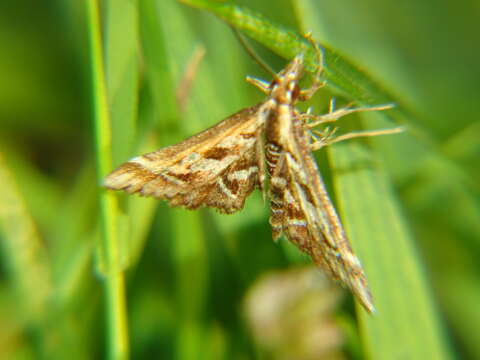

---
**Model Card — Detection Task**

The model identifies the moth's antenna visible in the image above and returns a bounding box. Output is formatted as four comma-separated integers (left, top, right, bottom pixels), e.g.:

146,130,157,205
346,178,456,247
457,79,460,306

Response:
230,26,276,77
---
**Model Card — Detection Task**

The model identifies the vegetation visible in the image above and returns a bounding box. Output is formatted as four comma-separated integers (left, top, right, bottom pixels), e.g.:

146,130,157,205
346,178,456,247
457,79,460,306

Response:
0,0,478,359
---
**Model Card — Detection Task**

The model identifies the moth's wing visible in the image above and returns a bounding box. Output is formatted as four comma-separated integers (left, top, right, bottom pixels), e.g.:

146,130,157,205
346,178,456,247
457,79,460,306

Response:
269,133,374,312
105,103,267,214
268,152,315,256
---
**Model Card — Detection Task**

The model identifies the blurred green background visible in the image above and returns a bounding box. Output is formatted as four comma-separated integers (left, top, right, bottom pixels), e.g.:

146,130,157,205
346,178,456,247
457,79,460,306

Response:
0,0,479,359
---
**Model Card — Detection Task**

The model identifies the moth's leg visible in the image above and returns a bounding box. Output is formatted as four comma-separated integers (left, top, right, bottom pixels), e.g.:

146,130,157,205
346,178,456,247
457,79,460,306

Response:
298,33,325,101
255,100,276,197
310,126,404,151
255,119,267,197
246,76,270,94
305,99,395,129
307,126,336,150
232,26,276,78
307,99,402,150
176,45,206,112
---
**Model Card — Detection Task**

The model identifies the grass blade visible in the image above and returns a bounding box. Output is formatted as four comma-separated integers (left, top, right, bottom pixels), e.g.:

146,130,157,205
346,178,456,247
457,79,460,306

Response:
0,154,52,334
86,0,129,358
177,0,404,110
331,141,453,360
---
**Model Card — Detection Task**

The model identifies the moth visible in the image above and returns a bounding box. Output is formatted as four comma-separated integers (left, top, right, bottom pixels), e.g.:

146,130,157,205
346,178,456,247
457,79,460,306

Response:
105,49,398,313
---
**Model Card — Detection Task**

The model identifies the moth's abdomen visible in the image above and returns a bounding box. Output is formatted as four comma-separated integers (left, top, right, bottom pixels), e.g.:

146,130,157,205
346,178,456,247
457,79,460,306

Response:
265,142,281,175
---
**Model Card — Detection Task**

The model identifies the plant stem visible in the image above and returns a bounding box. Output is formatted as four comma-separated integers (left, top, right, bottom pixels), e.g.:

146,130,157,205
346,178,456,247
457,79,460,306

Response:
86,0,130,359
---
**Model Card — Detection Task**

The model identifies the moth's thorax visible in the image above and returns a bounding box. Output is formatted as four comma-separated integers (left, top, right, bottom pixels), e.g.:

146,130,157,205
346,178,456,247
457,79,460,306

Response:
265,55,304,150
268,54,304,105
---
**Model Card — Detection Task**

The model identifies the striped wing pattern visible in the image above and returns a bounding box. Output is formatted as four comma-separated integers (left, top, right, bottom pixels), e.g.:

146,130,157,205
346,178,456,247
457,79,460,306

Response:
104,53,376,313
105,104,268,214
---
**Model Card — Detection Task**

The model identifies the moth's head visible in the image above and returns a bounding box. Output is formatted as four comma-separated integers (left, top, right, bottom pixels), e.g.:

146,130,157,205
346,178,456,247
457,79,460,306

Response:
270,54,304,103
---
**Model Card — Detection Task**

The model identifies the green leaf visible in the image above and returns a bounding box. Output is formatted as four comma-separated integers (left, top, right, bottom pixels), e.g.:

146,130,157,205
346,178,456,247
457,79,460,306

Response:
331,141,452,360
0,155,52,323
177,0,405,111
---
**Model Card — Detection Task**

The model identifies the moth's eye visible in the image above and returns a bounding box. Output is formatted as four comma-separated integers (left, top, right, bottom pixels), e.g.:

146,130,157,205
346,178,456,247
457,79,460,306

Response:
291,83,301,101
269,77,280,89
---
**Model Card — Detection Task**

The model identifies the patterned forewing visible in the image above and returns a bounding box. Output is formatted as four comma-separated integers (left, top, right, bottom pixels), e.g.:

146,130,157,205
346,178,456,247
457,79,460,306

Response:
105,52,376,312
268,151,313,257
283,124,374,311
104,104,266,213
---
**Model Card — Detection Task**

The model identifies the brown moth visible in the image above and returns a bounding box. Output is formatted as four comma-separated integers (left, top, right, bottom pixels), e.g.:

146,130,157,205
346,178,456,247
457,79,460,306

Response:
105,51,398,313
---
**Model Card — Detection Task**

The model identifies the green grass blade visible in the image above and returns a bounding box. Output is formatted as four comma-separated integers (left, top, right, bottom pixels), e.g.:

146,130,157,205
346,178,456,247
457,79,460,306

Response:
331,142,453,360
177,0,404,110
171,209,208,360
86,0,129,358
137,1,221,357
105,0,139,167
104,0,142,271
0,154,52,328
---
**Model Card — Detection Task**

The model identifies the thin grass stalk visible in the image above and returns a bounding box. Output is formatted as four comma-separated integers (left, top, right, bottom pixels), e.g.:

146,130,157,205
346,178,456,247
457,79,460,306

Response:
86,0,130,358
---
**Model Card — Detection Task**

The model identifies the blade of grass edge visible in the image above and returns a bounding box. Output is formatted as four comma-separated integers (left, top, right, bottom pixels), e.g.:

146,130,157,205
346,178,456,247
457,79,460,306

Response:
86,1,129,359
139,1,214,357
331,142,453,360
177,0,406,112
0,155,52,352
104,0,146,271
